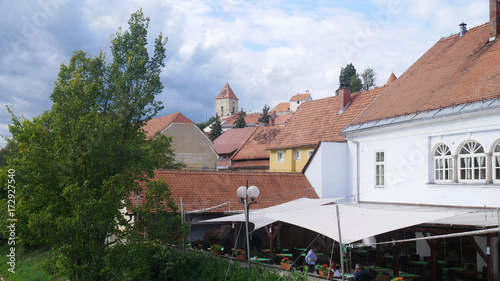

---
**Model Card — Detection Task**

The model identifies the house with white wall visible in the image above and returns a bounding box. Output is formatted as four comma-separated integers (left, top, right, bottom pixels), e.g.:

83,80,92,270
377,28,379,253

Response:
303,2,500,279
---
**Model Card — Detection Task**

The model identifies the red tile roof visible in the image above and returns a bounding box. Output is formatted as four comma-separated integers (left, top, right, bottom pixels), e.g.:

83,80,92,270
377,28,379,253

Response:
229,160,270,170
212,127,255,155
131,170,317,213
274,112,294,126
290,93,311,101
215,83,238,100
221,113,261,126
142,112,194,139
232,126,283,160
384,72,397,86
269,87,385,150
271,102,290,113
351,23,500,125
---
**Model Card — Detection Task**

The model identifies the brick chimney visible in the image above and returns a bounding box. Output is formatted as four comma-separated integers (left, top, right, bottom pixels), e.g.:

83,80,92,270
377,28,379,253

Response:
338,83,351,113
491,0,500,40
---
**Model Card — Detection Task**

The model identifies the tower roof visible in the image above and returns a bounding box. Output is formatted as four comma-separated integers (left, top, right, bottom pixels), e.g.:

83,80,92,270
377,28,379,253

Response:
385,72,397,86
216,83,238,100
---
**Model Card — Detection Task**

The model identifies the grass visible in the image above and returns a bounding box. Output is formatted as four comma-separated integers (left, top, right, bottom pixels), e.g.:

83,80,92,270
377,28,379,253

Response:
0,240,63,281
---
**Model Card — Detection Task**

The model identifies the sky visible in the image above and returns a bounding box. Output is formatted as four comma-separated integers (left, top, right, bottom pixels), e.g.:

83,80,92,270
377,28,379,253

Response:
0,0,490,147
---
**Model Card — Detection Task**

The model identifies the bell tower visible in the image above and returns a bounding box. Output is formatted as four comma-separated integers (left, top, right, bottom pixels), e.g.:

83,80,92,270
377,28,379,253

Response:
215,83,239,118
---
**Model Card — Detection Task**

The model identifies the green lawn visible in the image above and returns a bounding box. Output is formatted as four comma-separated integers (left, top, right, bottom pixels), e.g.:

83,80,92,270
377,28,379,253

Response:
0,240,62,281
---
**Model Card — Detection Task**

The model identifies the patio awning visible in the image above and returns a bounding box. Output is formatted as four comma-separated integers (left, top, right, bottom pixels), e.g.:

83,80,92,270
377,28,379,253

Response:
199,198,338,231
201,199,496,244
259,203,462,244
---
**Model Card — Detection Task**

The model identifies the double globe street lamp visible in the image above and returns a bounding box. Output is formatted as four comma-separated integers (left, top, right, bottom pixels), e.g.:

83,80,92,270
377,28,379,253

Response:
236,184,259,268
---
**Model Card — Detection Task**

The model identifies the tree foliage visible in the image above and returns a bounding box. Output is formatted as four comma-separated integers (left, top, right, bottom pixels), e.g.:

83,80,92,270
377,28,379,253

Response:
197,115,216,130
209,113,222,141
258,104,271,126
233,109,246,128
349,73,362,93
361,68,377,91
3,9,187,280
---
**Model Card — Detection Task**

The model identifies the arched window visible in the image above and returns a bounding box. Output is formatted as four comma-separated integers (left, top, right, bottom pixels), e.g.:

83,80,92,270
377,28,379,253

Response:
434,144,453,181
458,141,486,181
494,142,500,182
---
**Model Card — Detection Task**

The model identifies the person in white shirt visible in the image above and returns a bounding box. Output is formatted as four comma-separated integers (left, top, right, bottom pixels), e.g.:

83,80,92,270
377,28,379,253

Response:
305,246,319,273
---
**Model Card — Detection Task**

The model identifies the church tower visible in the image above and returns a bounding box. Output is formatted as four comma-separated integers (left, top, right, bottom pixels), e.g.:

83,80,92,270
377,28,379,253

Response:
215,83,239,118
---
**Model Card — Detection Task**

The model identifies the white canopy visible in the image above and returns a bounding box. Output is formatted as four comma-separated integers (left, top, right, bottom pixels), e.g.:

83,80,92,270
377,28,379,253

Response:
200,198,468,244
199,198,338,231
259,203,463,244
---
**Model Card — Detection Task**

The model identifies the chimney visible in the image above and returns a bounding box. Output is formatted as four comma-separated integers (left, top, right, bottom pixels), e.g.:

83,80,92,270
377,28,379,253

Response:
269,118,275,127
338,83,351,113
459,22,467,37
491,0,500,40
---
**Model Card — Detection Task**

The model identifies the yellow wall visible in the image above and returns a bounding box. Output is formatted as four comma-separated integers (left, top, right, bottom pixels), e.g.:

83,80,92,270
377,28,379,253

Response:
269,146,316,172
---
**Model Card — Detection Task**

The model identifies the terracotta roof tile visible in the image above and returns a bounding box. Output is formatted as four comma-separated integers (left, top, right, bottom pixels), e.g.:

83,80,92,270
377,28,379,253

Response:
215,83,238,100
130,170,317,213
290,93,311,101
232,126,283,160
229,160,270,169
221,113,261,126
351,23,500,125
271,102,290,113
274,112,294,125
269,87,385,150
142,112,194,139
212,127,255,155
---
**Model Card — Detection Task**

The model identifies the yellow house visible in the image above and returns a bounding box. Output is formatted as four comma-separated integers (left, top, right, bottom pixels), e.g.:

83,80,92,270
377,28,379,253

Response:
269,79,394,173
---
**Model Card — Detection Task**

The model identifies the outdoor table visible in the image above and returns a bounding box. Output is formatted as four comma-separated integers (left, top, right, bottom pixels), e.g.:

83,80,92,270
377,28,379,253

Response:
367,266,392,273
276,253,293,258
455,269,482,279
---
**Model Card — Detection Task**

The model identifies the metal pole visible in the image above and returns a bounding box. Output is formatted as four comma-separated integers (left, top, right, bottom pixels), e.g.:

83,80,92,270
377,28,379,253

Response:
337,205,345,281
245,197,251,268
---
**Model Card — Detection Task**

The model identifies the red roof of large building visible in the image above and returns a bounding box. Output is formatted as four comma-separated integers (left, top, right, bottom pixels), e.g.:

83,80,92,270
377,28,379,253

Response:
232,126,283,161
350,23,500,125
142,112,194,139
215,83,238,100
212,127,255,155
269,87,385,150
131,170,317,213
221,113,262,126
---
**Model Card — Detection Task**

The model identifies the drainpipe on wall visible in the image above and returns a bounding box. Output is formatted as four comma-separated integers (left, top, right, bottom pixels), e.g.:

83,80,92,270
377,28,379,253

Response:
352,140,360,203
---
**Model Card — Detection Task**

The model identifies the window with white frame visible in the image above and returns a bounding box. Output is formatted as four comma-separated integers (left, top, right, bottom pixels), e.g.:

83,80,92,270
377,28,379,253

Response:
308,150,314,159
459,141,486,181
434,144,453,182
494,142,500,182
294,149,301,161
276,150,284,163
375,150,385,187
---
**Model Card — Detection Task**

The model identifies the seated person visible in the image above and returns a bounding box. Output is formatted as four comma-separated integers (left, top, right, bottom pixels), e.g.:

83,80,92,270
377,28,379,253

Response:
353,263,373,281
332,264,341,277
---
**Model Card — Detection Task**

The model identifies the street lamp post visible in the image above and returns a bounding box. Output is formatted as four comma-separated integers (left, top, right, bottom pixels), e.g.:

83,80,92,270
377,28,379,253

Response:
237,183,259,268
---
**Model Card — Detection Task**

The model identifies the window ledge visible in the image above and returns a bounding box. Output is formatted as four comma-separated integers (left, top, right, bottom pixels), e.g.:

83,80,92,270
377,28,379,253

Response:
427,182,500,187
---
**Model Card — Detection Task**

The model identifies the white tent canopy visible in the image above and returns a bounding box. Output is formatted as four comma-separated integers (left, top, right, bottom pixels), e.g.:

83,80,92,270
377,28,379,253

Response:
199,198,338,231
201,198,471,244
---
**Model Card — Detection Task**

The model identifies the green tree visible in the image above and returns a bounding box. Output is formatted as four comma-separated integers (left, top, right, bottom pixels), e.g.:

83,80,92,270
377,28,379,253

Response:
361,68,377,91
337,63,357,94
4,9,186,280
233,109,246,128
349,73,362,93
258,104,271,126
197,115,215,130
209,113,222,141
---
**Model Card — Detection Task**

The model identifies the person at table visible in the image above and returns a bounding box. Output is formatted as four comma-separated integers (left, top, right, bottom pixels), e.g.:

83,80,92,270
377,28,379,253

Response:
353,263,373,281
305,246,319,273
332,264,341,277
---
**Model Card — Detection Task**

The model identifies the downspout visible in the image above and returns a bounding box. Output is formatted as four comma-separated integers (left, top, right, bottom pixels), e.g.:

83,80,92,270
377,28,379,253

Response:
352,140,360,203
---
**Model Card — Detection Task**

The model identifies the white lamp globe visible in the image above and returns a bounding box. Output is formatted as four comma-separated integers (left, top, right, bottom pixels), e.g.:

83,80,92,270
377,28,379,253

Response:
247,185,260,200
236,186,247,200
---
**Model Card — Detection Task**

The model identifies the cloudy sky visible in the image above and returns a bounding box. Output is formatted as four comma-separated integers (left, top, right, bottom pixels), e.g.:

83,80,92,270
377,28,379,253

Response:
0,0,490,147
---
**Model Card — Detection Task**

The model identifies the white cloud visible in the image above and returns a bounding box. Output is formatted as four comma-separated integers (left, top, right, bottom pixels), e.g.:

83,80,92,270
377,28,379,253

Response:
0,0,491,147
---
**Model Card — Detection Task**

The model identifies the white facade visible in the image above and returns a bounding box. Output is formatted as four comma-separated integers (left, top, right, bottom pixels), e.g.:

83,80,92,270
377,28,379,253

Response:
344,106,500,208
304,142,351,201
